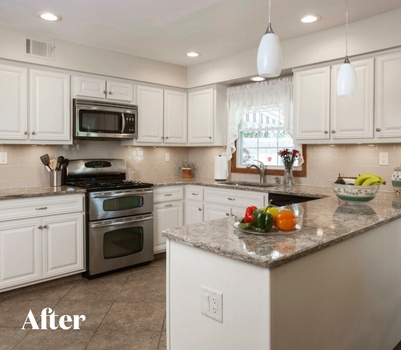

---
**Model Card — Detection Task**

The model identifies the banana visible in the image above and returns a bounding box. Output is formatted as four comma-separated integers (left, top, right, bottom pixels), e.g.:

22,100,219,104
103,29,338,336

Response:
354,174,377,186
355,174,386,186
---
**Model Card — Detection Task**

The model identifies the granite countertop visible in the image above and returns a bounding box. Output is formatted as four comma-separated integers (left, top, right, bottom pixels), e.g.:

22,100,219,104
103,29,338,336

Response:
161,181,401,269
0,186,86,200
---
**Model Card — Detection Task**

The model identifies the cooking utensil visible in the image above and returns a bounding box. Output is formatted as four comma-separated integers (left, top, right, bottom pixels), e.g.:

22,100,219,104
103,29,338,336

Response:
40,154,52,171
49,159,57,171
60,158,69,170
56,156,65,171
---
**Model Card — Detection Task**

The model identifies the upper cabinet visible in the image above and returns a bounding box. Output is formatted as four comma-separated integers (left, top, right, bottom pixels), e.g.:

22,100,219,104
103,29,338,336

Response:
72,75,133,102
375,51,401,139
187,86,227,146
294,58,374,143
122,85,187,146
0,63,71,144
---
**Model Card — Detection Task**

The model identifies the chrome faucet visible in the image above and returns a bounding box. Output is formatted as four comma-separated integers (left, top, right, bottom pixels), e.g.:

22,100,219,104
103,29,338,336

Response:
246,160,265,183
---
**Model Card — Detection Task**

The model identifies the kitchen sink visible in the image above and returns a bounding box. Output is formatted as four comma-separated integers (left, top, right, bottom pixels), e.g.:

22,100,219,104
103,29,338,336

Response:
216,181,277,188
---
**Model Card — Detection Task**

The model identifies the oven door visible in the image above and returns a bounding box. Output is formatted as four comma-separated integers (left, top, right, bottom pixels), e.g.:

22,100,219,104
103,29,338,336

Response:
88,213,154,276
89,188,153,220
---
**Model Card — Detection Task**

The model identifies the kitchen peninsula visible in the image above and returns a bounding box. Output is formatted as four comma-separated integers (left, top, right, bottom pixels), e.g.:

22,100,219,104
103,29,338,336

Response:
163,189,401,350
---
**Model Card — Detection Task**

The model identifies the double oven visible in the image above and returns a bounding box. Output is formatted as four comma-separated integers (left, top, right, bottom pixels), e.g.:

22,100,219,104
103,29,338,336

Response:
66,159,154,277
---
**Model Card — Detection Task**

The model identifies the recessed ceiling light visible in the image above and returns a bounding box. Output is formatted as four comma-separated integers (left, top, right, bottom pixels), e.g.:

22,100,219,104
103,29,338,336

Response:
39,12,61,22
300,15,320,23
186,52,199,58
250,76,266,82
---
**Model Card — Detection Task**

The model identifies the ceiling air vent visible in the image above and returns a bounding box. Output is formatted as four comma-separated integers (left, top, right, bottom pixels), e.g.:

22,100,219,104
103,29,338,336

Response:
26,38,54,59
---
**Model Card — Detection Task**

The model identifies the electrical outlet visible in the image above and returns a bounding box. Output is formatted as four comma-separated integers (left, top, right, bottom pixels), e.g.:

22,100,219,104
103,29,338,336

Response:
201,286,223,323
379,152,388,165
0,152,7,165
165,153,170,162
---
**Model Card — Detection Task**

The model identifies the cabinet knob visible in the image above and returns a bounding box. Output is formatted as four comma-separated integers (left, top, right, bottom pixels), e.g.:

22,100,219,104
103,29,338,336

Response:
226,213,230,216
324,130,328,134
31,131,36,135
43,225,48,229
198,208,202,211
38,225,43,230
24,131,28,135
108,91,112,95
209,136,212,139
376,128,381,132
103,90,107,95
331,130,336,134
165,136,169,140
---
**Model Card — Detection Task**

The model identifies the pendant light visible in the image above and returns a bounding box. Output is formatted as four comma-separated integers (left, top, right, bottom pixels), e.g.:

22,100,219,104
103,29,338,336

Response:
337,0,357,96
257,0,282,78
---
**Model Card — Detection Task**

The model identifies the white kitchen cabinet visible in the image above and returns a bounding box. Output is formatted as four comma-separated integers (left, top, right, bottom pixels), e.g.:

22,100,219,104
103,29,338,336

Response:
153,186,184,253
185,186,204,225
203,187,266,222
294,66,330,141
0,64,71,144
0,64,27,141
29,69,71,143
0,194,85,292
72,75,133,102
330,59,374,140
187,85,227,146
375,51,401,139
124,86,187,146
294,59,374,143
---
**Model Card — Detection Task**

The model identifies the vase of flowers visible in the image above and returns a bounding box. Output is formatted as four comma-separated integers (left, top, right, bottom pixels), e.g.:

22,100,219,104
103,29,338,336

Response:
278,149,301,190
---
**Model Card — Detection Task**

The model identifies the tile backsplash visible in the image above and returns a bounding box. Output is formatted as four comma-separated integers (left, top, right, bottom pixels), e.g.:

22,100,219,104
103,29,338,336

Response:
0,142,400,192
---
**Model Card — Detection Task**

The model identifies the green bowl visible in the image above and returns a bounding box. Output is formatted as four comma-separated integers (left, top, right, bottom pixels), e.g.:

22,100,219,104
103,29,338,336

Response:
332,183,379,203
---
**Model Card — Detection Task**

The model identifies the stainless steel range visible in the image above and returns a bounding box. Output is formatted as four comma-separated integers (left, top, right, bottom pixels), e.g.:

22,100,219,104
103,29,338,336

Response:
66,159,154,277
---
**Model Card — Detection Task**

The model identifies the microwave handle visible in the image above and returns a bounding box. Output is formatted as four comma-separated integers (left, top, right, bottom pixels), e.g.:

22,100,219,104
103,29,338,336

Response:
121,113,126,133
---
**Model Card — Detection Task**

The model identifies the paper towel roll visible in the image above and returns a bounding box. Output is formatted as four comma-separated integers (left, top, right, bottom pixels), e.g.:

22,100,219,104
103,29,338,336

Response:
214,155,228,180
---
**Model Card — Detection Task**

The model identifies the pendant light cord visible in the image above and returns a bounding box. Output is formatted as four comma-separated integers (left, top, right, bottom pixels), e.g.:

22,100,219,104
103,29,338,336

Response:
268,0,271,24
345,0,349,57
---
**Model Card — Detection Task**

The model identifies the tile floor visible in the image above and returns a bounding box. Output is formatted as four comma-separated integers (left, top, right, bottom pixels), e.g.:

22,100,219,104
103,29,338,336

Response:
0,253,166,350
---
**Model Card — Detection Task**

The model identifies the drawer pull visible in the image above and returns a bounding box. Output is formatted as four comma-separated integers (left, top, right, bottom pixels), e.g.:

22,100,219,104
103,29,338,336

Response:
192,193,198,196
165,204,173,207
164,193,172,196
36,207,48,210
227,197,235,201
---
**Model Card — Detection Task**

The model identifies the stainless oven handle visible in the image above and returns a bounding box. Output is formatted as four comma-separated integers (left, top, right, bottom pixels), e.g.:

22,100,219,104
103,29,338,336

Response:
92,191,152,199
121,113,125,133
91,216,153,228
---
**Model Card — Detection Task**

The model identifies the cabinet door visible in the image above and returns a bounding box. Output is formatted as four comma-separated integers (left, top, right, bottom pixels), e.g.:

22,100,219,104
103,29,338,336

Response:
203,203,232,221
331,59,374,139
72,75,106,99
29,69,71,142
42,213,84,278
164,89,187,144
375,52,401,138
0,64,27,141
188,88,214,144
154,201,184,253
136,85,164,143
294,67,330,140
185,201,203,225
107,80,133,102
0,219,41,290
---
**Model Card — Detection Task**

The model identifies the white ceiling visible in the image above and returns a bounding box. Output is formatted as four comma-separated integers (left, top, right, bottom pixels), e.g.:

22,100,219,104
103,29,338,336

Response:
0,0,400,67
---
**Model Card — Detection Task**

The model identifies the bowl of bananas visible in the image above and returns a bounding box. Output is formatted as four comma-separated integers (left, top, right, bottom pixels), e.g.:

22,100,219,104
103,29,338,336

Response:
332,173,385,203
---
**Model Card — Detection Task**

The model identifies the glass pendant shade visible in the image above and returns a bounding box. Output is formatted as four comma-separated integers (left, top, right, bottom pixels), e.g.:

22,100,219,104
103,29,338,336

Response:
337,57,357,96
257,24,282,77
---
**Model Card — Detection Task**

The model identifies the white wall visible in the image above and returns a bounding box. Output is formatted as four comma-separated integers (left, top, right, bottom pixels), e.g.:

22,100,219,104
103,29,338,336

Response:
0,26,187,88
187,9,401,87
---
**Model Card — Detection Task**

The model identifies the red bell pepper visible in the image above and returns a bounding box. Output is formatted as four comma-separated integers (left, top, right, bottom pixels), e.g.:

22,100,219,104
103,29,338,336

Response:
243,206,257,223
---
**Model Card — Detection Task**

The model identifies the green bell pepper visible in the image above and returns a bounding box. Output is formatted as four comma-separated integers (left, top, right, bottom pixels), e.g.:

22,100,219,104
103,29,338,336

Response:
252,209,266,231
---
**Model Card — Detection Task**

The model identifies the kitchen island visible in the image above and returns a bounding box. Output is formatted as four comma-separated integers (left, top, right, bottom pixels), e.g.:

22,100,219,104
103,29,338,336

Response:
163,192,401,350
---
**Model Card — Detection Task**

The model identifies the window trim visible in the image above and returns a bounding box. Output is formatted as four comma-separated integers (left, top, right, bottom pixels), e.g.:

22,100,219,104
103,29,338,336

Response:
231,143,307,177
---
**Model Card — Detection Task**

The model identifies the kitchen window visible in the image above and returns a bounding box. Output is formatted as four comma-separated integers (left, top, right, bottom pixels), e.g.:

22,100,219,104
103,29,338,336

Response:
226,76,306,177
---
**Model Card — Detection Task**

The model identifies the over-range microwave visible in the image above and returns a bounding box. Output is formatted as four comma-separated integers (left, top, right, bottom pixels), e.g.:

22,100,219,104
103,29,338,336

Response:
73,99,138,140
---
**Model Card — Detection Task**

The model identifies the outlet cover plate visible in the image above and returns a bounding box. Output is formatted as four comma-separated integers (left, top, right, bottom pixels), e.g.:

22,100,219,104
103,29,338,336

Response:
201,285,223,323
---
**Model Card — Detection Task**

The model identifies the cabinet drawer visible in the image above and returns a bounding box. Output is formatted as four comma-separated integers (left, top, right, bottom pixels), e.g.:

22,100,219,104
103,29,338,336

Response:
204,188,265,209
185,186,203,201
0,194,84,222
154,186,184,203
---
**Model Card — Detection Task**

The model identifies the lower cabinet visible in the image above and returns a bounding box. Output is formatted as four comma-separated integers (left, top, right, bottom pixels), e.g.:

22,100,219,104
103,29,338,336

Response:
153,186,184,253
0,194,85,292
